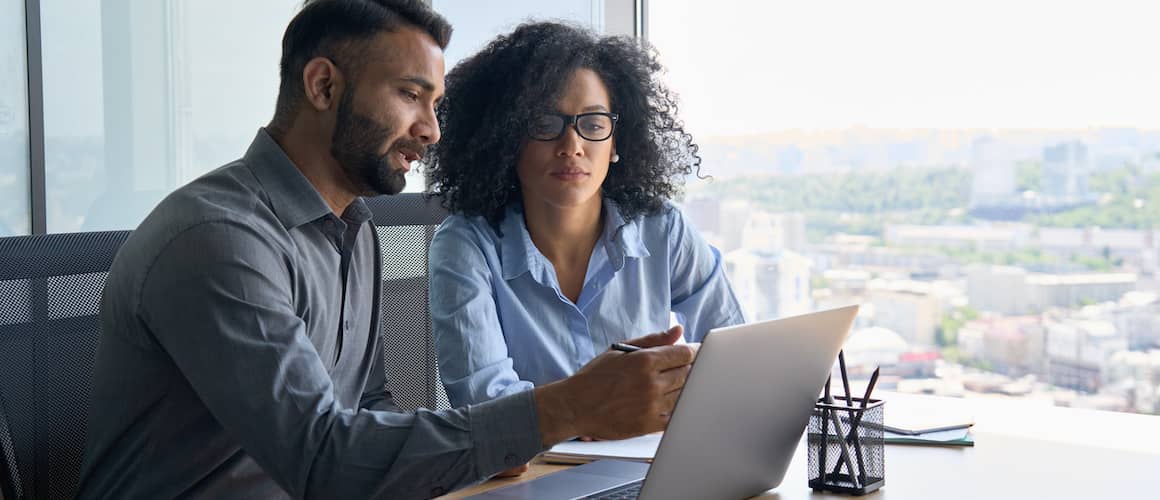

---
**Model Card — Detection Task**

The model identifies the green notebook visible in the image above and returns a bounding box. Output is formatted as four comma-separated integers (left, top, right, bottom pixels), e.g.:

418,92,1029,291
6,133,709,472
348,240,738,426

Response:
884,427,974,447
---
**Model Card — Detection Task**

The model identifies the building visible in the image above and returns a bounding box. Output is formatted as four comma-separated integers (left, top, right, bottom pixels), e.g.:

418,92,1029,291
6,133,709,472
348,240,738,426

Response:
957,316,1044,377
717,199,753,253
969,136,1015,209
983,316,1043,376
1111,292,1160,350
1037,226,1159,270
966,266,1034,315
1027,273,1138,311
739,210,807,252
1092,127,1144,170
811,241,952,275
1105,350,1160,414
885,223,1029,252
882,223,1158,271
842,326,909,375
865,280,944,347
812,290,877,334
1044,319,1125,393
1041,141,1091,205
895,350,940,378
958,322,985,362
724,248,812,321
967,265,1138,315
820,268,871,294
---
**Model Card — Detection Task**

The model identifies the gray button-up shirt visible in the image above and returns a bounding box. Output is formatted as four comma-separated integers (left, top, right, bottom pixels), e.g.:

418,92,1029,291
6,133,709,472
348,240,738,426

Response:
78,129,544,499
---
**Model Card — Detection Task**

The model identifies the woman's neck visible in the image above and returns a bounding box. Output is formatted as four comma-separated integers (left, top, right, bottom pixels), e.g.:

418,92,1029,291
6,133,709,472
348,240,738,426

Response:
522,195,604,271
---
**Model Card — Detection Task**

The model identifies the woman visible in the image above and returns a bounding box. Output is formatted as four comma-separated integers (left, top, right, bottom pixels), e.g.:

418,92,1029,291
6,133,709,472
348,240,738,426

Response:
425,21,744,410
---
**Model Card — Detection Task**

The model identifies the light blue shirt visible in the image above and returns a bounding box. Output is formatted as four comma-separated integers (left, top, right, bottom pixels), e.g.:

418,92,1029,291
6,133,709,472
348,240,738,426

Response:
429,200,745,407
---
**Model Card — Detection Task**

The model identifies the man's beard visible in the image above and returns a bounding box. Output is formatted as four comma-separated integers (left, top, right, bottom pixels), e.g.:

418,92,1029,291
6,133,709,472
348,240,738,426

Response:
330,88,423,196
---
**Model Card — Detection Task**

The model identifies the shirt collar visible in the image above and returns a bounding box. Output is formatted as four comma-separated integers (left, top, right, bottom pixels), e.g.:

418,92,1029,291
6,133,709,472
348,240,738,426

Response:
341,197,373,226
498,207,540,281
600,198,650,264
498,198,650,281
244,128,334,230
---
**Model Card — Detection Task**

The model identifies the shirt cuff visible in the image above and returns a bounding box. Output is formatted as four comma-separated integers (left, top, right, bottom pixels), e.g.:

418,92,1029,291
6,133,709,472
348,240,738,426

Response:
469,388,546,478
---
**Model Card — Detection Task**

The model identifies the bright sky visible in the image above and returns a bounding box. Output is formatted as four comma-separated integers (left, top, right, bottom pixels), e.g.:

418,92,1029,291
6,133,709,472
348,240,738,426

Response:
647,0,1160,136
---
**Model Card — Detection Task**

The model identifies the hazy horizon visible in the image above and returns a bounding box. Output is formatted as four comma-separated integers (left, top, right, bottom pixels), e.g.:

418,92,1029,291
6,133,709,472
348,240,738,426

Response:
649,0,1160,136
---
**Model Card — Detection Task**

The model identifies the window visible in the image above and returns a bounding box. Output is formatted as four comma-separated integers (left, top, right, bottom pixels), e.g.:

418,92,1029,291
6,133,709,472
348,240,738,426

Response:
23,1,630,234
650,0,1160,415
0,0,30,236
434,0,615,69
40,0,300,232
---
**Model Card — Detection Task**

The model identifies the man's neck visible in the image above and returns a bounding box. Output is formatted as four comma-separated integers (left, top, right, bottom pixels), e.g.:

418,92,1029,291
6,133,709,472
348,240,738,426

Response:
522,195,604,267
268,123,359,216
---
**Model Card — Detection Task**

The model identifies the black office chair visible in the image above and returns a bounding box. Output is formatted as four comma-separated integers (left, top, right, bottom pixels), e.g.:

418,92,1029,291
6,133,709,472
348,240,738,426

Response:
365,193,453,411
0,231,131,500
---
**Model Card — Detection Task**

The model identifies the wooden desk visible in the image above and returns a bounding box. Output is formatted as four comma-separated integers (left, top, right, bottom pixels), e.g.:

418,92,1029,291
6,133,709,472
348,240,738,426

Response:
443,393,1160,499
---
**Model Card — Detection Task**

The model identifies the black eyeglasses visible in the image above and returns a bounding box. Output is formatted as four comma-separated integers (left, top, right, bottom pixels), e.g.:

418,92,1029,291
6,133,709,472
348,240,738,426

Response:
528,112,619,142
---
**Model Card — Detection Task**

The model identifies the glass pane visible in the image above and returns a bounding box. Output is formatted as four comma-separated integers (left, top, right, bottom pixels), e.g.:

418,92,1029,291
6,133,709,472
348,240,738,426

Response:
0,0,30,236
41,0,300,232
650,0,1160,415
434,0,606,68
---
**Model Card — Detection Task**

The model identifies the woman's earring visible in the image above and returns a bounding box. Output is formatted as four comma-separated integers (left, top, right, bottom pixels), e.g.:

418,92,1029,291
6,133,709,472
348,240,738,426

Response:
611,153,620,163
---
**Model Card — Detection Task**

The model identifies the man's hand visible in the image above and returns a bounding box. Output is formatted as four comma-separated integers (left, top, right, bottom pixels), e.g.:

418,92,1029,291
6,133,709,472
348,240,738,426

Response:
534,326,696,446
493,463,530,478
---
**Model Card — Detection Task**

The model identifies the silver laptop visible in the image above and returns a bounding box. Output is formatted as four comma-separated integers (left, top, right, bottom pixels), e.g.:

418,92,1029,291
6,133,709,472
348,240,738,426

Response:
468,305,859,500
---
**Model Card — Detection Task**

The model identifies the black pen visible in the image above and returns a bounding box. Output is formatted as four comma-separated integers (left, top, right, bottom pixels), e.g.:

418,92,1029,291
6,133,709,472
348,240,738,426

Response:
838,350,853,407
852,367,881,483
862,367,881,406
820,375,831,482
610,342,641,353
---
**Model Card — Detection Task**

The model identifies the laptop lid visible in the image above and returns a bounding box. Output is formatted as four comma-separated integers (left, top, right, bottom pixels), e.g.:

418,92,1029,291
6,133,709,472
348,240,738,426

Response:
467,305,858,500
637,305,858,500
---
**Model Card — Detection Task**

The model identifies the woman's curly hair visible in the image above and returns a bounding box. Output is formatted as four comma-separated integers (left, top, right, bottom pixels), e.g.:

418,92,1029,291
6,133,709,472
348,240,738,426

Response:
424,21,701,227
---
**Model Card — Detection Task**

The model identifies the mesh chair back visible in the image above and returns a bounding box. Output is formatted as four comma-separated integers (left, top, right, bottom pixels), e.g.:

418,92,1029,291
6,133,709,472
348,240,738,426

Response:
0,231,131,500
365,194,452,411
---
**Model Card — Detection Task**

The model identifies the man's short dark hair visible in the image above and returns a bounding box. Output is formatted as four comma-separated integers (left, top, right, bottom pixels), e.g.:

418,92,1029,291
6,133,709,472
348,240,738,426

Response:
271,0,451,129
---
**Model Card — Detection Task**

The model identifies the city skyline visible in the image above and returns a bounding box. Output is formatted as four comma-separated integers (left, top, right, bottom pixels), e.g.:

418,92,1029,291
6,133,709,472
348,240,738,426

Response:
684,190,1160,414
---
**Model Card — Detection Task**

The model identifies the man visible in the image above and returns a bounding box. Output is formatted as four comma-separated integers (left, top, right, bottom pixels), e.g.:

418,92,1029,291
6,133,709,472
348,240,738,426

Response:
77,1,695,498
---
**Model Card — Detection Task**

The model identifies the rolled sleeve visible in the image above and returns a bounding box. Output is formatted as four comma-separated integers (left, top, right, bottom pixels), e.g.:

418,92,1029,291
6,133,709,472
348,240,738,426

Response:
139,221,543,498
429,220,534,407
666,209,746,341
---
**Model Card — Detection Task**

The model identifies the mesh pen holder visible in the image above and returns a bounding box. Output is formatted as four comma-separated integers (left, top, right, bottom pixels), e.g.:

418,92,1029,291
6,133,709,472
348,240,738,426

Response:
807,397,885,495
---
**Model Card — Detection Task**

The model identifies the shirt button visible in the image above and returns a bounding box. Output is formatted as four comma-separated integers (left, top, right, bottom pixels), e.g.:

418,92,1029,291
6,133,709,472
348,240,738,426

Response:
504,453,519,466
430,486,446,497
344,319,350,331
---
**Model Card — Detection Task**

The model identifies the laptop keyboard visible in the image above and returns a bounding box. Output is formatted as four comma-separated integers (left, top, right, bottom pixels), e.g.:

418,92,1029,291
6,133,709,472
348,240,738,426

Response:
583,479,643,499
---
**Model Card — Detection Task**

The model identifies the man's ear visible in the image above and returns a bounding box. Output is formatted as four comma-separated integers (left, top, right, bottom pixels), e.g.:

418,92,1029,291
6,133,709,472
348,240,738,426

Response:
302,56,343,111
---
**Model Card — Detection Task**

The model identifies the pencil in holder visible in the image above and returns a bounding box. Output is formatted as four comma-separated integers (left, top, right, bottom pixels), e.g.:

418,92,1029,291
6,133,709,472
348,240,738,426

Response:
807,397,885,495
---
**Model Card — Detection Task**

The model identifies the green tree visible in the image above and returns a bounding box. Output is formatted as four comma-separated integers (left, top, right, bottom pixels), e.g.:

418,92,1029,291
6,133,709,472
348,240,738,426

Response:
1015,161,1040,192
936,306,978,347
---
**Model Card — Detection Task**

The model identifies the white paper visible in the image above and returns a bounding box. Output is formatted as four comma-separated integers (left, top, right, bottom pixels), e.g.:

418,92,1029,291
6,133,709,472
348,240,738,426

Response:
542,433,663,463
